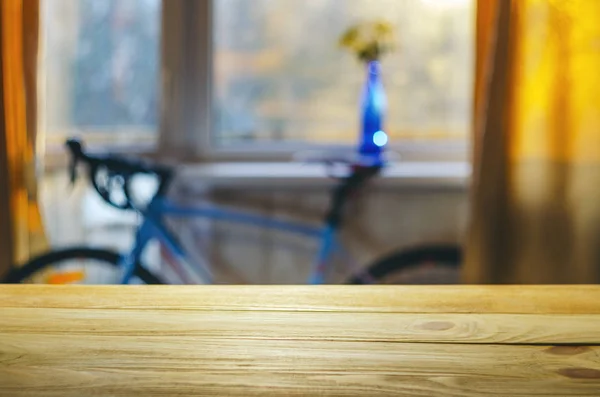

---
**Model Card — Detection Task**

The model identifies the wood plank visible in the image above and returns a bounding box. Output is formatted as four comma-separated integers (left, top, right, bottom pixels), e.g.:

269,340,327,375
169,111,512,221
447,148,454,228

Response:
2,308,600,345
1,285,600,314
2,286,600,396
2,335,600,396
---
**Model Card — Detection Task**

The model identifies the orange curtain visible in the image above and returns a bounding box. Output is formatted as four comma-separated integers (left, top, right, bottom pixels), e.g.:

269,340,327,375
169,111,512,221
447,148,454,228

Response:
466,0,600,283
0,0,46,275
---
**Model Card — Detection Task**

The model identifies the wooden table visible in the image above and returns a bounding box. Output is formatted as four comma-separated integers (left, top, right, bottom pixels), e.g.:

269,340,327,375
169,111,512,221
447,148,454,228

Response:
1,286,600,396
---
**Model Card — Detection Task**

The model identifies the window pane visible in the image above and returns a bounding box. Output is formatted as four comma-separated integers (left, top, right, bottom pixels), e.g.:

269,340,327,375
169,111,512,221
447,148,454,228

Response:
42,0,161,147
214,0,474,147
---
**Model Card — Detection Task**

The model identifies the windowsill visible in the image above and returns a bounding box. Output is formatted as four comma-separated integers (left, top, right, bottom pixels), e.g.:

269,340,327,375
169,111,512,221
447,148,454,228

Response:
178,161,471,190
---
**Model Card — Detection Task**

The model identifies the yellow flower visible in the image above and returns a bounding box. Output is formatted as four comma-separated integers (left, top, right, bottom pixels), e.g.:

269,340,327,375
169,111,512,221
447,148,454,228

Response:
374,21,394,36
339,26,360,48
339,20,396,63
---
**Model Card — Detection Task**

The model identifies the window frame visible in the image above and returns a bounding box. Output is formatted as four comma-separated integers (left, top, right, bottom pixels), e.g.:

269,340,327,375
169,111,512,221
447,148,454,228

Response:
158,0,471,164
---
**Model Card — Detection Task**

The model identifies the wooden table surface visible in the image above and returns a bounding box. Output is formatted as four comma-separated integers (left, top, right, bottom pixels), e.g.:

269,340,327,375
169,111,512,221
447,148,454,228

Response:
1,285,600,396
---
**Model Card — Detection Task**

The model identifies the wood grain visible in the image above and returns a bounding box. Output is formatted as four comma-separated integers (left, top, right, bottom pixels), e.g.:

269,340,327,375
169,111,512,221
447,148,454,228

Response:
1,286,600,396
2,285,600,313
2,308,600,345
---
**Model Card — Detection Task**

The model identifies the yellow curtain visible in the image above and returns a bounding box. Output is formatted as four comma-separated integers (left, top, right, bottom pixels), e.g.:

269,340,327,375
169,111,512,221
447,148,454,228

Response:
466,0,600,283
0,0,46,275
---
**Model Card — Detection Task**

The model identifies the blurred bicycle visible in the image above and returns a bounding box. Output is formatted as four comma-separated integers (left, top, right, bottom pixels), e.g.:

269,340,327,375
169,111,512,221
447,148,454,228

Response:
2,139,461,285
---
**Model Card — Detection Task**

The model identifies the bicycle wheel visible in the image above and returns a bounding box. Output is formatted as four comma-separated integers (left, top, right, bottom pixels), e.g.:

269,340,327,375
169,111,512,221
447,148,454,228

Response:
1,247,164,285
347,245,462,285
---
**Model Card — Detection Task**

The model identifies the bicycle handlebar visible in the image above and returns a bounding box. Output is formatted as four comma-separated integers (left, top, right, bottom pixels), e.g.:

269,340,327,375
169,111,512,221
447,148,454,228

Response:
65,139,173,211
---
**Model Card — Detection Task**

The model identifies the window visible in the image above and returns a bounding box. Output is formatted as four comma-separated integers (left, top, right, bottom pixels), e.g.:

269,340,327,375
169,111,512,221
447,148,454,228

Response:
212,0,474,149
41,0,473,158
41,0,161,151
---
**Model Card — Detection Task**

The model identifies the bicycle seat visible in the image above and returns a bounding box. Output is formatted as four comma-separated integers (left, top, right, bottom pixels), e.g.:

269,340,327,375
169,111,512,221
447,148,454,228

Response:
294,148,399,167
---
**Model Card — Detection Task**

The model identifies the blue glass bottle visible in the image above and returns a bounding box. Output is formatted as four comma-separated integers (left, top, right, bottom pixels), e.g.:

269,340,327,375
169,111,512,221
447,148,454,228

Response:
359,61,388,165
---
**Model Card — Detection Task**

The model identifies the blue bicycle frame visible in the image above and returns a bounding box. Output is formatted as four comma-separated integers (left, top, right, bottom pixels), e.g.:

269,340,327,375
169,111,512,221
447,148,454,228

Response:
118,195,343,285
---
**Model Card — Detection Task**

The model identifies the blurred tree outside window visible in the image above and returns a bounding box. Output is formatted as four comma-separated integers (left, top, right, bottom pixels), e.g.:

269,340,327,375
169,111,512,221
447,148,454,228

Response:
213,0,474,147
42,0,161,150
